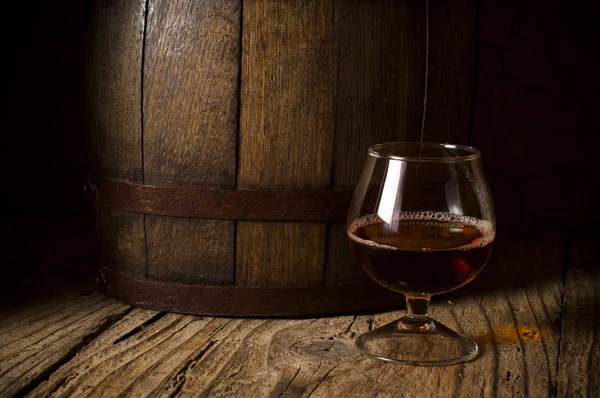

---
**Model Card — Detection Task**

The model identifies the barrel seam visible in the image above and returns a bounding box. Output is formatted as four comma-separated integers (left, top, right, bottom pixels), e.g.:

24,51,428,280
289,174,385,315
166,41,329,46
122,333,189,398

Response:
141,0,151,279
233,0,244,287
323,0,340,287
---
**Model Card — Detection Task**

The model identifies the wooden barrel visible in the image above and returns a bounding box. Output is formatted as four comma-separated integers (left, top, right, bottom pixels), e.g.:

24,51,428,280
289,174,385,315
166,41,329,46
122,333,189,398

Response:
86,0,476,316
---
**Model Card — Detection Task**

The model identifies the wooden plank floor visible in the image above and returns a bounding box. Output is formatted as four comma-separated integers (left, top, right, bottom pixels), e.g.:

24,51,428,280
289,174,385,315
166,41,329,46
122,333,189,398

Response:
0,232,597,397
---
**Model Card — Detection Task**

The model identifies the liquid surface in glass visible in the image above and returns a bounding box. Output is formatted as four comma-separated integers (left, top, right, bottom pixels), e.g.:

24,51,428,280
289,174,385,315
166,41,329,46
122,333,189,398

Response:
348,212,494,295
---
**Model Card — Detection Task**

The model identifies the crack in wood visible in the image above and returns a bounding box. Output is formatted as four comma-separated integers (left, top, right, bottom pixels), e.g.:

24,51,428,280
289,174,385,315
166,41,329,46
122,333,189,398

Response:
167,340,218,398
111,317,236,397
523,287,553,396
337,315,357,337
112,311,166,344
71,314,195,397
311,363,323,377
304,319,320,329
479,294,499,395
193,320,274,396
504,290,529,396
0,295,105,346
535,283,557,335
11,306,133,398
305,364,338,398
0,300,132,390
277,367,301,397
0,299,117,367
162,319,234,397
449,306,465,396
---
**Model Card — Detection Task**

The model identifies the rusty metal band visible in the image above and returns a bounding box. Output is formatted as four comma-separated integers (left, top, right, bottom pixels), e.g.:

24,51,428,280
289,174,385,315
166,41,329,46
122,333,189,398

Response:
100,267,404,317
89,176,353,221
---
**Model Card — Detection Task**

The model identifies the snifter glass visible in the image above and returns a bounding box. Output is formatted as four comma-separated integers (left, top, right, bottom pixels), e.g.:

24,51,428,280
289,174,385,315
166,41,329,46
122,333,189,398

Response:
347,142,495,366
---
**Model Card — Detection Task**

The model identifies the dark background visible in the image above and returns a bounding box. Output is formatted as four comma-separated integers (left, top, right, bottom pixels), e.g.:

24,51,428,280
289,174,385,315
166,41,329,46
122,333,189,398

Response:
2,0,598,304
2,1,91,304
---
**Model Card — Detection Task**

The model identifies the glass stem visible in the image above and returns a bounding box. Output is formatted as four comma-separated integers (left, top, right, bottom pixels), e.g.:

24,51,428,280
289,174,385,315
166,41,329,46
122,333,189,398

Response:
402,295,432,329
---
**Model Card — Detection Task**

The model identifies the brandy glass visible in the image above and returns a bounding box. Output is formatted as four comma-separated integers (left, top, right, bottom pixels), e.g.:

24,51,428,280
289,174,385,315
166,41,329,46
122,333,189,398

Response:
347,142,495,366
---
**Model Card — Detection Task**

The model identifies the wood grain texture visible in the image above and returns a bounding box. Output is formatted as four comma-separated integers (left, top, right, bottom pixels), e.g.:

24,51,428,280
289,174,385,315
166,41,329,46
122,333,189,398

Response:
86,0,145,181
325,0,426,284
145,217,234,285
3,234,576,397
236,222,327,287
143,0,240,284
21,295,562,397
95,207,147,278
87,0,148,278
236,0,336,287
0,294,106,348
423,0,477,144
0,294,131,398
557,233,600,398
445,233,565,397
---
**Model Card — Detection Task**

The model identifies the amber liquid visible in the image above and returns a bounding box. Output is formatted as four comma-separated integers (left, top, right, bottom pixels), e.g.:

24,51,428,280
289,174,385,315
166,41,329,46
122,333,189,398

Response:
348,213,494,295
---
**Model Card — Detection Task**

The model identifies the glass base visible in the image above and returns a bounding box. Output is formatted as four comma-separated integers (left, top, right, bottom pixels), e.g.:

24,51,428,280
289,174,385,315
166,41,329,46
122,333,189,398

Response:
356,316,478,366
